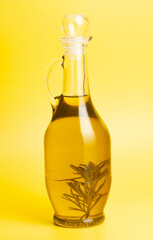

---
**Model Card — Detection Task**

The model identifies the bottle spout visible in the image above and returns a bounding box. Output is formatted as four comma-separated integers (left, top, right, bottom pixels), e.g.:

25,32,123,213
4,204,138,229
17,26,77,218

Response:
60,14,92,58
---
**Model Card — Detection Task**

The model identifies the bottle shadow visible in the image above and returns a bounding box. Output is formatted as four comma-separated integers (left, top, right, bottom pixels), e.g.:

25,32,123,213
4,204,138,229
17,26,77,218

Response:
51,222,107,240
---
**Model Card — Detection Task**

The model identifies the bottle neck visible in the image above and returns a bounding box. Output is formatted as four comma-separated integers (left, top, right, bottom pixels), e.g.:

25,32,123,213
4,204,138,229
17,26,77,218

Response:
62,47,89,97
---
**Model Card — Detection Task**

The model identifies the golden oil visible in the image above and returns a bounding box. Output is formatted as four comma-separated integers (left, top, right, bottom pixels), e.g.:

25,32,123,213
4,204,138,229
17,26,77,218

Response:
44,95,111,227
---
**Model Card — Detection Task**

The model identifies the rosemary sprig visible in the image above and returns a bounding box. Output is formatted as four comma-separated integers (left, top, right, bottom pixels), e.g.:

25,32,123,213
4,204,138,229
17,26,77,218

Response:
56,159,110,220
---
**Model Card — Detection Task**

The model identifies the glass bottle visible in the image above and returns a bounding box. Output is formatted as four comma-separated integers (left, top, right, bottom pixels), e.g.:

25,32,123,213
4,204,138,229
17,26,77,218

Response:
44,14,111,228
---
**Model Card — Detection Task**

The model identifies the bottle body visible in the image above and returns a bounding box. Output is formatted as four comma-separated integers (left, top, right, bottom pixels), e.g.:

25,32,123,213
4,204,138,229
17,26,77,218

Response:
44,95,111,227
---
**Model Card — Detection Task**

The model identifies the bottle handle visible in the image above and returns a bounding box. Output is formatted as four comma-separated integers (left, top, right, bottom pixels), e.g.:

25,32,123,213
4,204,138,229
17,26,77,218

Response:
44,57,63,107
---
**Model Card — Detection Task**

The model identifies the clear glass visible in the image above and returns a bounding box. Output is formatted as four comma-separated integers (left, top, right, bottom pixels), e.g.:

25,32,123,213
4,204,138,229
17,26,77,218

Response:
44,14,111,228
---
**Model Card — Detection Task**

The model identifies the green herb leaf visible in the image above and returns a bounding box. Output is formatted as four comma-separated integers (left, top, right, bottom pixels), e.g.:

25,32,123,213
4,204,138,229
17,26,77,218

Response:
58,159,110,220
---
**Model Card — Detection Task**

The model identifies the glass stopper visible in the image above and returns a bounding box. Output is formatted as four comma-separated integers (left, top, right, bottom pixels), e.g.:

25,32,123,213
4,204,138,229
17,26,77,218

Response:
62,14,89,37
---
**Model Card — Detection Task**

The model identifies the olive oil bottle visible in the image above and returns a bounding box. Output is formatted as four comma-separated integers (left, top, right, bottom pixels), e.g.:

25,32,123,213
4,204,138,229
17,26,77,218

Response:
44,14,111,228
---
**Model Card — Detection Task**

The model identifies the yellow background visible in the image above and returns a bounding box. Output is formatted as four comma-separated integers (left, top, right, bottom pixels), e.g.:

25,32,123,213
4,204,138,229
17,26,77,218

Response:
0,0,153,239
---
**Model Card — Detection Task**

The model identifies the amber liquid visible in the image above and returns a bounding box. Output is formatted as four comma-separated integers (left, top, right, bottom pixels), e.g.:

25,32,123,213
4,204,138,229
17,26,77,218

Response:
44,95,111,227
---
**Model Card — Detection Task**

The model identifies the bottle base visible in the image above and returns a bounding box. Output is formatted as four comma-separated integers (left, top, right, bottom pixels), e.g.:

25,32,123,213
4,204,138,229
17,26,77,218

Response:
53,214,105,228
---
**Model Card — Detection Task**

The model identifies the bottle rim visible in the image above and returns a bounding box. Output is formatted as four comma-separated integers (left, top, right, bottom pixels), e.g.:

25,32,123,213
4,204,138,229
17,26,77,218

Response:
60,36,92,45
